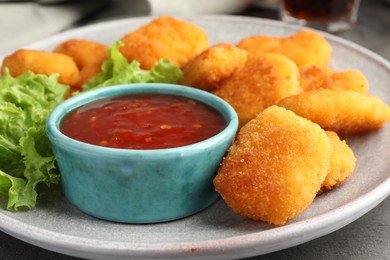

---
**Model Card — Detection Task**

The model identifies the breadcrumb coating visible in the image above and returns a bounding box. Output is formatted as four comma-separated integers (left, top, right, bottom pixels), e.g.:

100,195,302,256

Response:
54,39,108,89
237,29,332,69
1,49,79,86
120,16,208,69
321,131,356,192
213,53,300,127
300,66,368,94
278,89,390,135
180,43,247,91
214,106,331,226
54,39,107,69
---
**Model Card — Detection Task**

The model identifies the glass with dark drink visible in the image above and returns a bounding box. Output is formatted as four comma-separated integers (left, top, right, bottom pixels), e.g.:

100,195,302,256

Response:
280,0,361,33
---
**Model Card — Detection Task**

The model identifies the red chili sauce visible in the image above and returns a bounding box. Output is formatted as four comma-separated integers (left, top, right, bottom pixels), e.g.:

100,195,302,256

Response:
60,94,227,149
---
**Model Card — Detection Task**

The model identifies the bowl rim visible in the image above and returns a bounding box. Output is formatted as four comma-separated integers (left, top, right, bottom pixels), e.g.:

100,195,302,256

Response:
46,83,239,156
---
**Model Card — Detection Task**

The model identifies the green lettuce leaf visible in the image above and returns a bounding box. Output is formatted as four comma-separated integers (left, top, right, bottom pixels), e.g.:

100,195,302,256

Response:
0,68,69,210
82,40,183,91
0,40,181,211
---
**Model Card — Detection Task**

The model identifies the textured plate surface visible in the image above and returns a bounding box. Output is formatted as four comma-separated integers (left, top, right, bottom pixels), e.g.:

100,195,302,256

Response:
0,15,390,260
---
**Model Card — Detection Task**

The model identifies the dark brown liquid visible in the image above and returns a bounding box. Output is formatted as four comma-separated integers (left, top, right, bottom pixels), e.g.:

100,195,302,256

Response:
283,0,356,21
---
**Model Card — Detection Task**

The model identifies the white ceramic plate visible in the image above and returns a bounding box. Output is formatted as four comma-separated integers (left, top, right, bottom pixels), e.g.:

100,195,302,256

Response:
0,15,390,260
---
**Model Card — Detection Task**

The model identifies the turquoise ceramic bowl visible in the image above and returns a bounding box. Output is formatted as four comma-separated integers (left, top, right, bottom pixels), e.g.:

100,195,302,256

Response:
46,83,238,223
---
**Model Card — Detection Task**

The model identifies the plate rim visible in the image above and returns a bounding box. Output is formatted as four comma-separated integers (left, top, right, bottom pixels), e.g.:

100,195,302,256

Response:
1,178,389,259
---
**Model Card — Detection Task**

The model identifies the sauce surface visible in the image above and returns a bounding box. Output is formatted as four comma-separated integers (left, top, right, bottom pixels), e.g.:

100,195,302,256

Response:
60,93,227,149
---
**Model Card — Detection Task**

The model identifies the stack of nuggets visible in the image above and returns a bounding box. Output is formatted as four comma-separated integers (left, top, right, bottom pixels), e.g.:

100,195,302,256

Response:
214,106,332,226
1,16,390,226
1,16,209,92
178,25,389,225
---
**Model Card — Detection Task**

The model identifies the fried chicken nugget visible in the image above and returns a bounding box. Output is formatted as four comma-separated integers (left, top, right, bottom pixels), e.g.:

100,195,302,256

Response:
120,16,208,69
214,106,331,226
278,89,390,135
300,66,368,94
321,131,356,192
179,43,247,91
213,53,300,127
54,39,107,69
1,49,79,85
54,39,108,88
237,29,332,69
74,64,103,89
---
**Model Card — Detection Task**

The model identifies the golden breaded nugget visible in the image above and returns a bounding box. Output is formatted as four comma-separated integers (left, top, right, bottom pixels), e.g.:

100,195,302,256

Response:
321,131,356,192
300,66,368,94
278,89,390,135
54,39,108,88
179,43,247,91
54,39,107,69
1,49,79,86
213,53,300,127
75,64,102,89
120,16,208,69
238,29,332,69
214,106,331,226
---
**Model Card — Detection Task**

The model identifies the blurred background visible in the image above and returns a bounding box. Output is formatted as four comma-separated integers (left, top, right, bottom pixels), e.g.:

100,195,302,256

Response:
1,0,389,56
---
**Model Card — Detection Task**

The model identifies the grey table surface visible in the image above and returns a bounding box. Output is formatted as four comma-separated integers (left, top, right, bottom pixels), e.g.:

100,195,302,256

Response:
0,0,389,259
